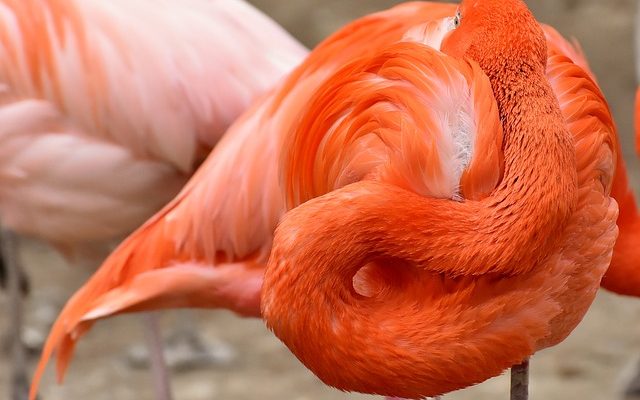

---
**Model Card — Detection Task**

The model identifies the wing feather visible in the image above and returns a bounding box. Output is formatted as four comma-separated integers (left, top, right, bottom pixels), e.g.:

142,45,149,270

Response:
30,4,463,394
542,25,619,335
34,4,618,397
0,0,306,247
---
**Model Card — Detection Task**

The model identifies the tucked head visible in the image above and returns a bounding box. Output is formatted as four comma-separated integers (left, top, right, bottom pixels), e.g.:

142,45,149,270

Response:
442,0,547,76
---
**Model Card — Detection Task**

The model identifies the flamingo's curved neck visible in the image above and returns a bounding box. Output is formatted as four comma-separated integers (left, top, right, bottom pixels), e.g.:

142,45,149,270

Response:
464,69,578,274
313,66,580,279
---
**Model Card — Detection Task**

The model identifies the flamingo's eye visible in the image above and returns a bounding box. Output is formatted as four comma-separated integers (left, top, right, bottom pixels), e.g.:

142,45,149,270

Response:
453,10,462,28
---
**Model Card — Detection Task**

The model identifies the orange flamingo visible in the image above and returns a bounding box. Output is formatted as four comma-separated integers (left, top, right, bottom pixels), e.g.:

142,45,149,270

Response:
0,0,306,398
30,1,618,399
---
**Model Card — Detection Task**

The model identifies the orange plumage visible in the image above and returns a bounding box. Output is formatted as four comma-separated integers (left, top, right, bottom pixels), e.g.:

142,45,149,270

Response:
0,0,306,254
263,2,618,397
599,88,640,296
32,1,619,399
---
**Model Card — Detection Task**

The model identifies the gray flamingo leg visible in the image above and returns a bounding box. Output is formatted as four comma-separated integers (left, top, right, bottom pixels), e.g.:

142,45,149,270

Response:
141,312,174,400
510,359,529,400
2,228,30,400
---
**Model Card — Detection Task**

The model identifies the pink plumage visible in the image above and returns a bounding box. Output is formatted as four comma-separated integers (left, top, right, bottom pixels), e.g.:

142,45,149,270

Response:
0,0,307,254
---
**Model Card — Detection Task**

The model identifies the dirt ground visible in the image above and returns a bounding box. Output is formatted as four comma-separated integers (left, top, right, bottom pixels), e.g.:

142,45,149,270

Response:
2,1,640,399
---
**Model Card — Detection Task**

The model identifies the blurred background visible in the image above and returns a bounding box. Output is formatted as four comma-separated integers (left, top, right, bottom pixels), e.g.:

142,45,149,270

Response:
1,1,639,399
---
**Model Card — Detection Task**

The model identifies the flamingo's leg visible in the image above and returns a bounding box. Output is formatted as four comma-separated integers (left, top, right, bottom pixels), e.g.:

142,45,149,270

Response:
2,228,30,400
128,310,234,372
166,310,234,370
141,312,174,400
510,359,529,400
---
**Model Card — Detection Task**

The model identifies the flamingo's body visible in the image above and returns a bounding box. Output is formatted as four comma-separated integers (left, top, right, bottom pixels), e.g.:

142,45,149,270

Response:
0,0,306,253
31,1,618,399
0,0,306,398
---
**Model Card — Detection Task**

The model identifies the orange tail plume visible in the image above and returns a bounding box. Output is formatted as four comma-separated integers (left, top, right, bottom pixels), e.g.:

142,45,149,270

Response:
29,199,263,399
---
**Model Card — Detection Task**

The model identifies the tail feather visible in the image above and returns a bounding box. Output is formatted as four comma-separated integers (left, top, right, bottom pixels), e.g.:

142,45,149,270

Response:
29,200,263,399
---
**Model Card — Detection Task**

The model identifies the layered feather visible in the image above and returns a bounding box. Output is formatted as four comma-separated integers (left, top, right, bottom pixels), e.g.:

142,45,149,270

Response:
32,2,619,398
262,17,617,397
0,0,307,250
29,4,465,395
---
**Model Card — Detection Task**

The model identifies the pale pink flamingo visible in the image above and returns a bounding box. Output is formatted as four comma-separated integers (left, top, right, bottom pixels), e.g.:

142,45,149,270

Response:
0,0,306,399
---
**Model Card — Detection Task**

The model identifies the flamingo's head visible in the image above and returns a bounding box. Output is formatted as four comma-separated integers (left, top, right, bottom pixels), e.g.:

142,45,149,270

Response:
442,0,547,78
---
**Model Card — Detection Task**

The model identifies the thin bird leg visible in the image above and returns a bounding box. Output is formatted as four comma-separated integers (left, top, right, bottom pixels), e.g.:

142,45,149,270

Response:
172,309,202,346
2,228,29,400
128,309,233,372
164,309,234,371
141,313,174,400
510,359,529,400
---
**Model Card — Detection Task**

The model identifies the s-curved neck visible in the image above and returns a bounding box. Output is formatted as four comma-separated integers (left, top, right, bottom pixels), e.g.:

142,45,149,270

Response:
463,72,578,275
